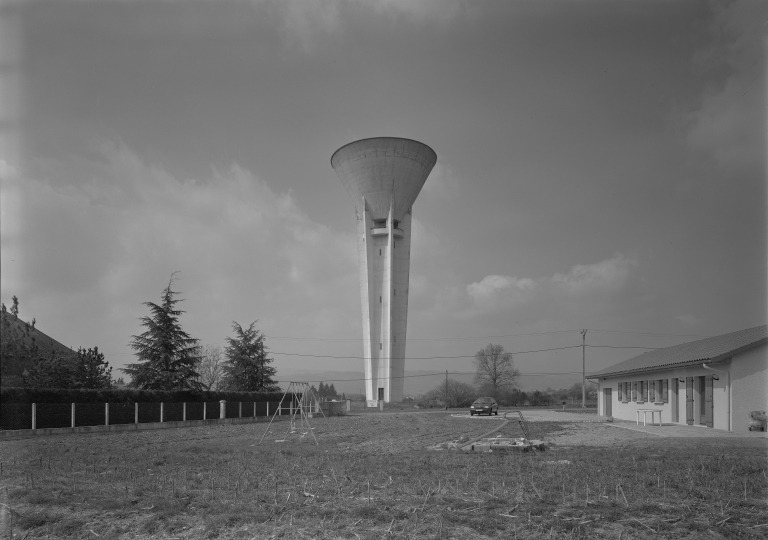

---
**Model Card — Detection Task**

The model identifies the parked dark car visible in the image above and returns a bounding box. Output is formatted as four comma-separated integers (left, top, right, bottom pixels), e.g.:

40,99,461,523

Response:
469,397,498,416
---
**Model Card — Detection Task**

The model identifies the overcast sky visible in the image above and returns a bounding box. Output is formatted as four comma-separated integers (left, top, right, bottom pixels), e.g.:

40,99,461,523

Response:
1,0,765,388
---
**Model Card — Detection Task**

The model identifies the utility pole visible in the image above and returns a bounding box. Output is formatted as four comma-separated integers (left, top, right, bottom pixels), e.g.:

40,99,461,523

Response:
581,329,587,408
444,370,448,410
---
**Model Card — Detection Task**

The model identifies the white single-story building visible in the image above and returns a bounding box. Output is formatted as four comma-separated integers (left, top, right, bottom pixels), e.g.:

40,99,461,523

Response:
589,325,767,432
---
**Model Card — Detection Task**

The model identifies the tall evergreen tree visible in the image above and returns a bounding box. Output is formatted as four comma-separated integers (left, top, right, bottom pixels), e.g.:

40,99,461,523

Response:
221,321,279,391
122,274,202,390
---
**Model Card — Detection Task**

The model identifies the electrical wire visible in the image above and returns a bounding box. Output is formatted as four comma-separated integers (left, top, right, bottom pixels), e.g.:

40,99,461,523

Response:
267,329,580,342
586,329,708,338
268,345,581,360
273,370,587,384
586,345,662,350
101,343,661,357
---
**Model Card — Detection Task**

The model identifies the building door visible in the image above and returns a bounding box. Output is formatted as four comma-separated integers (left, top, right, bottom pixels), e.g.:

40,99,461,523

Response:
378,387,384,401
685,377,694,425
704,375,714,428
604,388,612,417
671,378,679,423
698,376,707,425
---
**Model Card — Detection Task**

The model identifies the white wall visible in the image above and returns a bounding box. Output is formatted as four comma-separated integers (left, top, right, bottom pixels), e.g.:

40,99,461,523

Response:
731,343,768,432
598,365,732,430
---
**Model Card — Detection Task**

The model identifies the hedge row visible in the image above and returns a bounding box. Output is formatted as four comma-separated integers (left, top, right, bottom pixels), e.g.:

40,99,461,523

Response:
0,387,286,404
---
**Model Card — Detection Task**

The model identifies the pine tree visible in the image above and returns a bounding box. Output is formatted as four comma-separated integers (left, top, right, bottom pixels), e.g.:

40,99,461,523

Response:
72,347,113,389
23,350,76,389
122,274,202,390
221,321,279,392
329,383,338,399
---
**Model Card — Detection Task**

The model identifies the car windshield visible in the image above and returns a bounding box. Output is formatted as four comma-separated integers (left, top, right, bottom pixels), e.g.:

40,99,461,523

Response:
474,398,493,404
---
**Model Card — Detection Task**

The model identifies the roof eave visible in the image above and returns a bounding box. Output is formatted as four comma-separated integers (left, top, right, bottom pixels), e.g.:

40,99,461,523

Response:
589,337,766,379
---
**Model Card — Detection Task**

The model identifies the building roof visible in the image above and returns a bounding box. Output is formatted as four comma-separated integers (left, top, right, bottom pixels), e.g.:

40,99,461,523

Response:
589,324,767,378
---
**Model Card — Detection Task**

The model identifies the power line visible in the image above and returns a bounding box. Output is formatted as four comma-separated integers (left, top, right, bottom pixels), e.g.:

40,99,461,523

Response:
268,345,582,360
586,345,662,350
586,329,708,338
265,328,708,342
269,343,659,360
274,370,587,384
267,329,580,342
102,343,660,358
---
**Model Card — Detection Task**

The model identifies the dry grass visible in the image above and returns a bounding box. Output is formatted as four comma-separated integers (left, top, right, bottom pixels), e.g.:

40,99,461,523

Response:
0,412,766,539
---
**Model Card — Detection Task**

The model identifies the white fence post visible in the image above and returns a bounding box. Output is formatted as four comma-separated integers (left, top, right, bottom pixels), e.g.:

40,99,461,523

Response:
266,402,269,418
135,402,139,424
203,402,207,420
31,403,36,430
183,402,186,422
160,402,164,423
239,402,242,418
71,403,76,428
255,402,257,418
105,403,109,426
219,400,226,420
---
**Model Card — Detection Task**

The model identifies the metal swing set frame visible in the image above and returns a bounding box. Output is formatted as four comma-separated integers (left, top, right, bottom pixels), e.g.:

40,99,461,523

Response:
258,381,329,445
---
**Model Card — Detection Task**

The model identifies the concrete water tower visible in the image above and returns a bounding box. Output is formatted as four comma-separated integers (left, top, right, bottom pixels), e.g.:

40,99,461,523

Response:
331,137,437,404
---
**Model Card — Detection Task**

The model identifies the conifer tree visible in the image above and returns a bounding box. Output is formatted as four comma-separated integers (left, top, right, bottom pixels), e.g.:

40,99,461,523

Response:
122,274,202,390
72,347,113,389
21,347,113,390
22,350,74,389
221,321,279,392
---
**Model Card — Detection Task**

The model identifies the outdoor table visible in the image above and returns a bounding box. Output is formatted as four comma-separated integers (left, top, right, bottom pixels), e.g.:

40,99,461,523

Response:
636,408,662,426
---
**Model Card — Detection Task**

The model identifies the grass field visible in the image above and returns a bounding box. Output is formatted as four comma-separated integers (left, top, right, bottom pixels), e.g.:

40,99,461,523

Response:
1,411,766,539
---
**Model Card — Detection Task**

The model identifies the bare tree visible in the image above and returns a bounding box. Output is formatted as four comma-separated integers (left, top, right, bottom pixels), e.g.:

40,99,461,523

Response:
197,344,223,391
473,344,519,399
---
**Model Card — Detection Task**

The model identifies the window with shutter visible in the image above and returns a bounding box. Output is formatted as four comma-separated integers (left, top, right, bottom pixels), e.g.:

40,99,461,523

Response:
618,383,623,402
640,380,646,402
656,379,663,403
649,380,656,402
632,381,637,401
662,379,668,403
